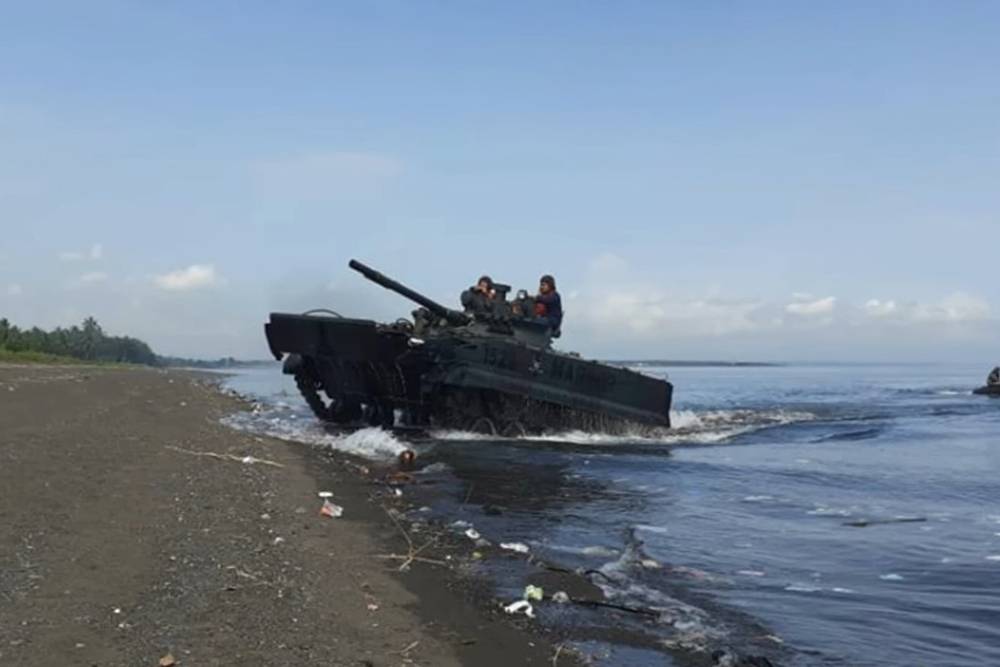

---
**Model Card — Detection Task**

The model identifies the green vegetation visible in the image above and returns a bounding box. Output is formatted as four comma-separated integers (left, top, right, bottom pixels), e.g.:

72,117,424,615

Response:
0,317,158,366
0,348,89,365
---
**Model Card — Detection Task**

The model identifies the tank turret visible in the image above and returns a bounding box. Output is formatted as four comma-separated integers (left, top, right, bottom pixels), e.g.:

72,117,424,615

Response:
350,258,553,347
348,259,470,326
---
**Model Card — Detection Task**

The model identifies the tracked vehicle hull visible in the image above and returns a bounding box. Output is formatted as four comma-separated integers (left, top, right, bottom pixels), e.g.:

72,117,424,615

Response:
265,312,672,435
973,385,1000,396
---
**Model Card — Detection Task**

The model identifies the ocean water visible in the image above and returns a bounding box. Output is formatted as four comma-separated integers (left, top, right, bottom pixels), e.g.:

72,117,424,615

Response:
222,362,1000,666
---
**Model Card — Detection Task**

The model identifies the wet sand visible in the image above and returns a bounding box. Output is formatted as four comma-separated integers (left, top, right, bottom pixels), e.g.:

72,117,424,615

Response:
0,365,574,666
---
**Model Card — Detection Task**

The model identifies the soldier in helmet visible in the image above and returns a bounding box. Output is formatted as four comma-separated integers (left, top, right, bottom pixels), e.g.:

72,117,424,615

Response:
461,275,496,315
534,274,563,332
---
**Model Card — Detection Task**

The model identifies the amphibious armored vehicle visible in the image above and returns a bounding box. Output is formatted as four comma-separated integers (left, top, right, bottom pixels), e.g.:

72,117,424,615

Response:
973,366,1000,396
264,260,673,435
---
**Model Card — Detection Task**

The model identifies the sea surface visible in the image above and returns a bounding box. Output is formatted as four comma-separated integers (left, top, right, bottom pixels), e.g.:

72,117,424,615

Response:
222,362,1000,667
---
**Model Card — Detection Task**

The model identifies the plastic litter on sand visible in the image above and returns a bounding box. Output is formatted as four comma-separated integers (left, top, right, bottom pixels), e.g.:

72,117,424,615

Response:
464,528,481,540
500,542,530,554
524,584,544,601
503,599,535,618
320,499,344,518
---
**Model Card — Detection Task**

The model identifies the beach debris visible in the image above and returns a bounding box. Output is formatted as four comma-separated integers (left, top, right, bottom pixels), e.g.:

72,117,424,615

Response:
524,584,544,601
398,640,420,657
464,528,481,540
385,471,414,486
471,551,484,560
376,505,449,571
503,599,535,618
319,500,344,518
500,542,530,554
166,445,284,468
317,491,333,498
159,654,177,667
273,536,285,545
640,558,661,569
551,591,570,604
450,520,471,529
843,516,926,528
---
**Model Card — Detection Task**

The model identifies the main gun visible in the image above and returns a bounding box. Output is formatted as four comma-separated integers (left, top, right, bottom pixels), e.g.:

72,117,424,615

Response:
348,259,471,326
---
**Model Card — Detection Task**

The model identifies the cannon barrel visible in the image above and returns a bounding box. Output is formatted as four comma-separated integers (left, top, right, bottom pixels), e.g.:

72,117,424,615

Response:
349,259,470,325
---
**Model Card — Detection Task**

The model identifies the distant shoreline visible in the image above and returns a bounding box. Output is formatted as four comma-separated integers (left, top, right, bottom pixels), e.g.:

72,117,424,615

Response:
609,359,782,367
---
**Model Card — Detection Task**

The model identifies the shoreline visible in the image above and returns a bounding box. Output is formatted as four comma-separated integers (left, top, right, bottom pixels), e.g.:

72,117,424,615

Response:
0,364,577,666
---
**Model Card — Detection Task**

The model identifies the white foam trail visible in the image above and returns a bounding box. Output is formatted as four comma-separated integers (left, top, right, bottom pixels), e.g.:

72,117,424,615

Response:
223,412,407,460
432,408,816,447
880,573,905,581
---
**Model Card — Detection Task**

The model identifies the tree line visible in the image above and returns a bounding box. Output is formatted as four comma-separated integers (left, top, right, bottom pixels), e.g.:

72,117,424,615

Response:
0,316,159,365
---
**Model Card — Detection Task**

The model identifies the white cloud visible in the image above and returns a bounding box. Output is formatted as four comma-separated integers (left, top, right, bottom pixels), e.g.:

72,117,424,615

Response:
910,292,990,323
786,296,836,315
6,283,22,296
864,299,897,317
153,264,218,291
577,290,770,339
249,151,401,201
59,243,103,261
861,293,989,323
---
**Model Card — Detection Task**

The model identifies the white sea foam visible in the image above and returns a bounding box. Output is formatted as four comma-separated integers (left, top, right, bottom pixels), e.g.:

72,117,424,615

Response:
223,412,407,460
634,524,670,535
807,507,853,517
431,408,816,447
880,573,905,581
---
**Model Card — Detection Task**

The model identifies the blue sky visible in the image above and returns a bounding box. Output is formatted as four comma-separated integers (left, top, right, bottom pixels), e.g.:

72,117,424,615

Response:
1,1,998,361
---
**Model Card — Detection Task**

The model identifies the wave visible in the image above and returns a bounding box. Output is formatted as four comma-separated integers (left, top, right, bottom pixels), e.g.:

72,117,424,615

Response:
222,411,408,460
811,427,882,443
430,408,816,447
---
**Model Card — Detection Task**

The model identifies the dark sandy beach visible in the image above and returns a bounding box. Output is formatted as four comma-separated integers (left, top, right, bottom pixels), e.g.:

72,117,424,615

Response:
0,365,576,666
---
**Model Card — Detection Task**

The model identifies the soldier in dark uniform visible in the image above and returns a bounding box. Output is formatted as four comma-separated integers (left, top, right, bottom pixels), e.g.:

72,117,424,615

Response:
461,275,496,315
534,274,563,333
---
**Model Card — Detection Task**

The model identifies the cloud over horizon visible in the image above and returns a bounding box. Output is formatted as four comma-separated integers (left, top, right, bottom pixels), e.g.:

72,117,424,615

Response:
153,265,219,291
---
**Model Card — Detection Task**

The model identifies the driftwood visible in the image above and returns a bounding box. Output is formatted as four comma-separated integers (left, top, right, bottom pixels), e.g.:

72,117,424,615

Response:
376,506,449,571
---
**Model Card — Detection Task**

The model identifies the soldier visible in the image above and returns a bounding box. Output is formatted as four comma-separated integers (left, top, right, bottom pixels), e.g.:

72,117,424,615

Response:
461,275,496,314
534,274,563,332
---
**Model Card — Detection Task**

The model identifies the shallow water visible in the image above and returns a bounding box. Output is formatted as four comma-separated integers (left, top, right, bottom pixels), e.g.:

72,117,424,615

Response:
223,362,1000,666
